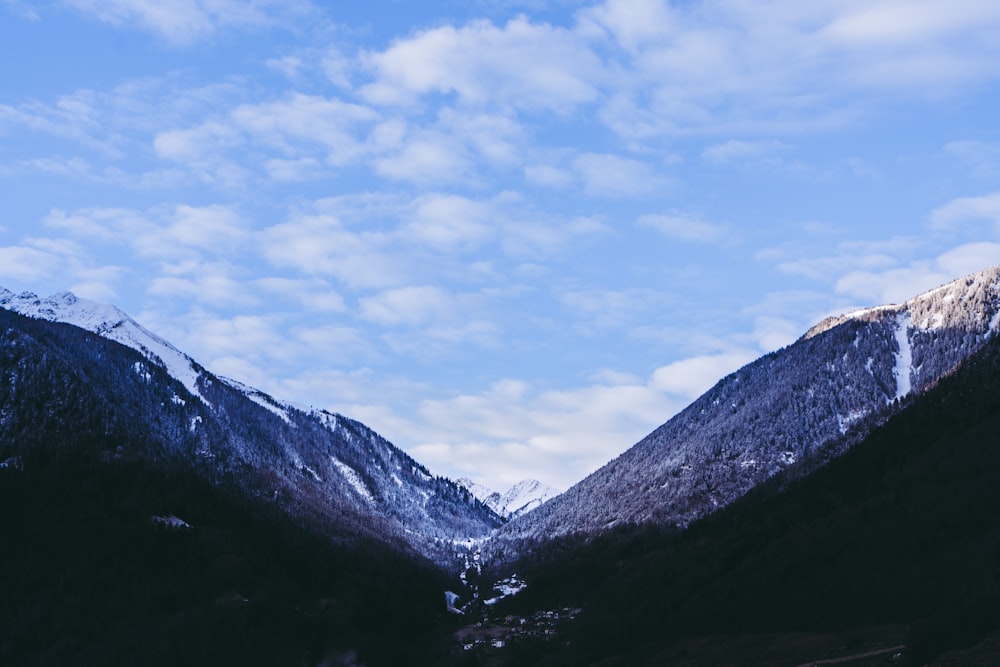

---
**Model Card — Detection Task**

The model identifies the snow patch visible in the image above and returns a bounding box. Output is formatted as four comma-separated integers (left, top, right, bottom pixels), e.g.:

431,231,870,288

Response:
151,514,192,530
445,591,464,615
892,314,913,401
484,575,527,606
838,409,868,435
132,362,151,382
0,456,23,470
332,458,374,503
219,377,291,424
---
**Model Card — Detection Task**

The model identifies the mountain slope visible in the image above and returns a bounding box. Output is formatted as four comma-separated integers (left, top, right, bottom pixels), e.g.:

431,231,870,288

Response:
476,312,1000,666
497,266,1000,550
0,293,500,557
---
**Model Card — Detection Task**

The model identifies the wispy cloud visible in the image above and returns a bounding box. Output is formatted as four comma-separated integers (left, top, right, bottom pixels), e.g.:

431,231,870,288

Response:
930,192,1000,231
360,16,602,112
637,211,727,243
62,0,315,45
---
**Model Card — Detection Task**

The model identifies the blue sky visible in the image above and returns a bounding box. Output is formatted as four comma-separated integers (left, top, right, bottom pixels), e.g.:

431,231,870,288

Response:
2,0,1000,491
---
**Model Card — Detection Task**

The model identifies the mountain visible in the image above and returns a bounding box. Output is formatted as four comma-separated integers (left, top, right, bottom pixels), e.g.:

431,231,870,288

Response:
458,478,561,519
0,289,500,559
474,313,1000,666
494,266,1000,553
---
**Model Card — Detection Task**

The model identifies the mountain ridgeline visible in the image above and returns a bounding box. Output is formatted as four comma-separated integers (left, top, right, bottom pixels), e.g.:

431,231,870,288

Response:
494,266,1000,555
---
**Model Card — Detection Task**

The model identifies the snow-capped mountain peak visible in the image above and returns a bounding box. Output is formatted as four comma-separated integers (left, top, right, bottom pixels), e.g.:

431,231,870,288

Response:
458,478,561,519
803,264,1000,340
0,288,206,403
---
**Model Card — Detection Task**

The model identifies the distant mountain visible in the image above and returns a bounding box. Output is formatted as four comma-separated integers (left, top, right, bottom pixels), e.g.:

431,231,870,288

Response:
457,478,561,519
496,266,1000,552
0,289,500,559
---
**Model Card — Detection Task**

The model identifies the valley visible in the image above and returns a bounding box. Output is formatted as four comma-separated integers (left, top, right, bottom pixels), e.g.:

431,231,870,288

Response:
3,266,1000,665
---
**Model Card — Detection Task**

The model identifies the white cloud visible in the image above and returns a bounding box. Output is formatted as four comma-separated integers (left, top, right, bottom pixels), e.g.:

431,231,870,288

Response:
360,16,602,112
832,242,1000,305
0,246,62,283
0,239,125,300
260,210,408,290
572,152,667,197
402,194,495,251
230,93,378,166
372,130,472,184
560,287,664,331
63,0,313,46
819,1,1000,47
358,286,456,327
390,346,756,490
701,139,790,165
147,262,258,307
638,212,726,243
2,0,39,20
154,93,379,184
252,277,346,312
935,242,1000,276
944,140,1000,177
45,204,249,261
930,192,1000,230
649,351,757,401
524,164,572,188
577,0,676,51
264,157,323,182
581,0,1000,137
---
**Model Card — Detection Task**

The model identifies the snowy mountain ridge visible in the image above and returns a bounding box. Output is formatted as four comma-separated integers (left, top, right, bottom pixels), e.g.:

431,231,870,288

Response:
0,288,206,404
494,265,1000,553
458,478,561,519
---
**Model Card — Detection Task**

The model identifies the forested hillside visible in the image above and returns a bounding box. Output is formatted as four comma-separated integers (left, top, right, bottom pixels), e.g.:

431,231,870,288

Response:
471,332,1000,665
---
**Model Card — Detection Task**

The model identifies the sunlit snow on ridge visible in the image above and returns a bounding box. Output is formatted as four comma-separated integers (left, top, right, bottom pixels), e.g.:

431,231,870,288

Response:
0,288,207,404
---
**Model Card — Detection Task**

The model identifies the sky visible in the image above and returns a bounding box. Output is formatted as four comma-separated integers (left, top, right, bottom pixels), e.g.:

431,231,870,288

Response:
2,0,1000,492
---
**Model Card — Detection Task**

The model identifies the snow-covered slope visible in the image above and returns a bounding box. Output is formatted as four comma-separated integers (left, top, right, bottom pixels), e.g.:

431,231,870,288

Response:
0,289,501,557
458,478,561,519
0,289,206,403
496,266,1000,550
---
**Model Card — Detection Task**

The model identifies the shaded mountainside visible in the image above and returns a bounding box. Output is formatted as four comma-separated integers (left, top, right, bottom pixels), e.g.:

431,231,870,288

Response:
0,458,461,667
0,305,499,558
496,266,1000,553
471,321,1000,666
